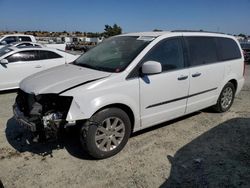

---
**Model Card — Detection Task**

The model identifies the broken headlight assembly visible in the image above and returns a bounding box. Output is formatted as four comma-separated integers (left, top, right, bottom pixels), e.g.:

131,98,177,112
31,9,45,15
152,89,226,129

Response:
15,90,73,140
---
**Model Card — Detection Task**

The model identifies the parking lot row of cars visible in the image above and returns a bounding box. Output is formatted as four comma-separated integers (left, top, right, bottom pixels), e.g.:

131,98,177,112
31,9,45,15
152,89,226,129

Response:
0,38,80,91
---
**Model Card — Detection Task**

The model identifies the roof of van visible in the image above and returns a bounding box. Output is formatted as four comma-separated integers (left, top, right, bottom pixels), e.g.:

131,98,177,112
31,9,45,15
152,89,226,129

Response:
121,31,234,38
121,31,171,37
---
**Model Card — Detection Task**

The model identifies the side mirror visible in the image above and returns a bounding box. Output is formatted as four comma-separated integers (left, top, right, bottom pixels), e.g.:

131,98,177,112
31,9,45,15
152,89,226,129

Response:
142,61,162,75
0,59,9,64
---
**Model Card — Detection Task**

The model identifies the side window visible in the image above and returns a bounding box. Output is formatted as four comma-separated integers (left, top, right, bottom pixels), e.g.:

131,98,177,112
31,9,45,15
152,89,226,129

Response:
185,37,218,66
2,36,17,44
216,38,241,61
143,38,184,72
6,51,39,63
39,51,62,60
19,36,32,42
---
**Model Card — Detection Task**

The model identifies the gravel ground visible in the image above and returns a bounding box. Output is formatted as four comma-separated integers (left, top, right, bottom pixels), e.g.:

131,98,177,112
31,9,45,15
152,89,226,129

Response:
0,66,249,188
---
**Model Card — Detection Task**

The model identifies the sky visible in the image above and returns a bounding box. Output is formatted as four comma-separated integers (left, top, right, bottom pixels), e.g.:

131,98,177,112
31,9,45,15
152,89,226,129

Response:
0,0,249,35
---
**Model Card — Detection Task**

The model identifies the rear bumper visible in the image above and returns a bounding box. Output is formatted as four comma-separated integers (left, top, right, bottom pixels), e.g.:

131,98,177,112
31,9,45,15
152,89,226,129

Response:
13,103,36,132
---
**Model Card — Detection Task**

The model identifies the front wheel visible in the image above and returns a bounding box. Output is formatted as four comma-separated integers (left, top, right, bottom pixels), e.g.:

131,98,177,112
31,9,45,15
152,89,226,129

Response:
80,108,131,159
213,82,235,112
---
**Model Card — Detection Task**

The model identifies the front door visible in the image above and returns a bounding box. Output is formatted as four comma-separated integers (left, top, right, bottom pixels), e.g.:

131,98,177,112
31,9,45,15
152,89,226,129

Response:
139,37,190,128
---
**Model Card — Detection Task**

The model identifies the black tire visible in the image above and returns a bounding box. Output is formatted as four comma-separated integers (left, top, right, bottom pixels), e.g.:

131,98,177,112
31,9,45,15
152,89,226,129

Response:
80,108,131,159
213,82,235,112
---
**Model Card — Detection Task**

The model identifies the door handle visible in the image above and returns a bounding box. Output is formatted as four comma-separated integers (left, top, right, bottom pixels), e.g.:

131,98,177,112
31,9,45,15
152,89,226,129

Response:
192,72,201,77
35,65,42,68
178,75,188,80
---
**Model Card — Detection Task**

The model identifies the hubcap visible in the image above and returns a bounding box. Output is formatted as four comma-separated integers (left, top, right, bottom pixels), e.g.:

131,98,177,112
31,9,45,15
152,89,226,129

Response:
221,87,233,109
95,117,125,152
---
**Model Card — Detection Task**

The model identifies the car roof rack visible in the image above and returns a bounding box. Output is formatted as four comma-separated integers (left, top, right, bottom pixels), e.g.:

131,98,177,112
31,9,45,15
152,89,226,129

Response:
171,30,226,35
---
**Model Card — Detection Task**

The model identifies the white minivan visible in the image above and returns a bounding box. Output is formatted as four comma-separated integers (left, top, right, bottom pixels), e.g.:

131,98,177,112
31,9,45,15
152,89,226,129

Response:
13,31,245,158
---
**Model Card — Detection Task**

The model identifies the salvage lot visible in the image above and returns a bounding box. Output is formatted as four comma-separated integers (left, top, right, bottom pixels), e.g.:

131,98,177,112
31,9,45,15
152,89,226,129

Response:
0,66,250,188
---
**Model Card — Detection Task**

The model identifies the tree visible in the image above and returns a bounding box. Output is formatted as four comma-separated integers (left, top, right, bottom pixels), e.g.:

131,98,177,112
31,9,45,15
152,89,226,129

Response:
103,24,122,37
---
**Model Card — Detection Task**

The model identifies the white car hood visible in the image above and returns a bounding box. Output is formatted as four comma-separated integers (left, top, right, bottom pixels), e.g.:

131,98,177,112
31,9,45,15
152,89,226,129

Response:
20,64,111,95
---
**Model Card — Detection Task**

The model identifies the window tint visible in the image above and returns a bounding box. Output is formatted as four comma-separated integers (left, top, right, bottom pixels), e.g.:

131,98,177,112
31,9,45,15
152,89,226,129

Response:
2,36,17,44
186,37,218,66
19,36,32,42
39,50,62,60
142,38,184,71
217,38,241,61
0,48,13,57
6,51,39,63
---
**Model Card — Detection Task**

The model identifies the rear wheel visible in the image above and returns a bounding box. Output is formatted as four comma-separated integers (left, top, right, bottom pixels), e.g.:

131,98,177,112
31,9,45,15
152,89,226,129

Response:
80,108,131,159
213,82,235,112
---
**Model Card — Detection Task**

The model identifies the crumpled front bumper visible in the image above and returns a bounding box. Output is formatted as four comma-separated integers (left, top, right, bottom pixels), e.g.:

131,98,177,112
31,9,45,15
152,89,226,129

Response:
13,103,37,132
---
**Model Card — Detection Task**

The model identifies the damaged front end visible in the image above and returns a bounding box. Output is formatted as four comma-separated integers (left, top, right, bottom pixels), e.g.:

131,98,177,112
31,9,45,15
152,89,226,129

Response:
13,89,73,141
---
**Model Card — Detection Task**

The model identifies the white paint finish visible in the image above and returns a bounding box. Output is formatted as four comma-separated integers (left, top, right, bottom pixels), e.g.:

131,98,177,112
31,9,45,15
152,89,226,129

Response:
185,63,225,114
141,61,162,75
139,69,190,128
0,34,36,49
62,74,141,131
0,47,79,91
17,32,245,133
20,64,111,95
0,60,43,90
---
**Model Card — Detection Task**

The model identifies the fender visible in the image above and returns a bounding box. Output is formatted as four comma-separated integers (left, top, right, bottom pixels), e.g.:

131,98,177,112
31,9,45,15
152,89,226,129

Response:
65,94,141,131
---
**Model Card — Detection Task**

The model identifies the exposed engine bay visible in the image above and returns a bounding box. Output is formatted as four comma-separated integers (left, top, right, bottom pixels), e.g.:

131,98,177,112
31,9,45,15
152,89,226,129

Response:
14,89,73,141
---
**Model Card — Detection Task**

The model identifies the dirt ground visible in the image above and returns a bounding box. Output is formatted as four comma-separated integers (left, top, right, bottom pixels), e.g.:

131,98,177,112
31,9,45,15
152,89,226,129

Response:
0,66,250,188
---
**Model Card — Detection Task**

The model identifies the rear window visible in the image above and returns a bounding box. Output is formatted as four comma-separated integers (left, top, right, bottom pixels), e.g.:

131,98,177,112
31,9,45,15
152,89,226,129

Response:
19,36,32,42
185,37,218,66
39,50,62,60
217,38,241,61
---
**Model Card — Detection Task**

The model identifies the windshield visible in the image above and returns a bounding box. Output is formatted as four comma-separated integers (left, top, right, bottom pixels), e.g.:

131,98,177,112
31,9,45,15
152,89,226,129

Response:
0,47,13,57
73,36,153,72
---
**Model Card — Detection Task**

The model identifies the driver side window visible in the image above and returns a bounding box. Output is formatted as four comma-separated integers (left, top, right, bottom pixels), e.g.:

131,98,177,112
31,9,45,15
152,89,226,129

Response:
6,51,39,63
143,38,184,72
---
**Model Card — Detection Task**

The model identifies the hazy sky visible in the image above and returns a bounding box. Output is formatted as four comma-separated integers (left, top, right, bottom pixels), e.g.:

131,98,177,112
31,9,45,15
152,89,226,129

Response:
0,0,249,35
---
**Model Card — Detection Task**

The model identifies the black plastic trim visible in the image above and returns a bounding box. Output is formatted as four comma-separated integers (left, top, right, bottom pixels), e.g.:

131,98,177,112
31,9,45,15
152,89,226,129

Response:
146,87,217,109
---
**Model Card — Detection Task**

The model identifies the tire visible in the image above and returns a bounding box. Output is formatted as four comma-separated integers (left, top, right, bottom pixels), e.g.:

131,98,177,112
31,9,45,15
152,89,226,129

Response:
213,82,235,112
80,108,131,159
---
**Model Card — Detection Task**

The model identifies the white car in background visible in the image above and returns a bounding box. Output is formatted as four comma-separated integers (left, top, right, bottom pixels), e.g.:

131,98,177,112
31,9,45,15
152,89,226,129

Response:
0,46,79,90
0,34,36,48
6,41,44,48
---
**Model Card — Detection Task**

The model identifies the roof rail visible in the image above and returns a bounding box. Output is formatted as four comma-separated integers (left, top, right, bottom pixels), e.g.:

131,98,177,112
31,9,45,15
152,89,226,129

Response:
171,30,226,35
